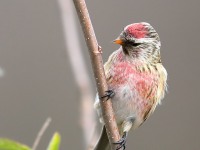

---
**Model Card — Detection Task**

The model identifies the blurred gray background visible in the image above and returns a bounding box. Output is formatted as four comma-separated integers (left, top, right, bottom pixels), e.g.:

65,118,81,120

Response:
0,0,199,150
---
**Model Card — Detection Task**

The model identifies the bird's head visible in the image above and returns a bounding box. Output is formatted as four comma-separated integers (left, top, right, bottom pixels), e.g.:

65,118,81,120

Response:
114,22,161,63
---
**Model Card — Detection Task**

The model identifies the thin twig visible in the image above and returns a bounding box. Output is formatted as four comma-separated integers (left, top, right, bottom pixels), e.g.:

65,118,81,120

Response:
32,117,52,150
57,0,97,148
72,0,121,149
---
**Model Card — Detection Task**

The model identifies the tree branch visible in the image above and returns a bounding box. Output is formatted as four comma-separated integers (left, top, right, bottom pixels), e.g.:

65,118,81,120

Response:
72,0,120,149
57,0,97,148
32,117,52,150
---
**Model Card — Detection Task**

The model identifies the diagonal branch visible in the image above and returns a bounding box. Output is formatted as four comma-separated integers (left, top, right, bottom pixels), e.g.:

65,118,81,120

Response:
32,117,52,150
72,0,121,149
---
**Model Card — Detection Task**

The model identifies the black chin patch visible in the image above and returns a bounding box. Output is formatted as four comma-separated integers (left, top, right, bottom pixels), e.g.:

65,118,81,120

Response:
122,46,129,55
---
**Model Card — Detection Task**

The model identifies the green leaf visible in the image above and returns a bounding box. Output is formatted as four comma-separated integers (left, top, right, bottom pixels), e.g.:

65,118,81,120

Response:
0,138,31,150
47,132,61,150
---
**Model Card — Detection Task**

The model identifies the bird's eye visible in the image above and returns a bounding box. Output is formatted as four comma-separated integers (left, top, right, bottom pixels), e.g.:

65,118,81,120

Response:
126,41,141,47
131,43,141,47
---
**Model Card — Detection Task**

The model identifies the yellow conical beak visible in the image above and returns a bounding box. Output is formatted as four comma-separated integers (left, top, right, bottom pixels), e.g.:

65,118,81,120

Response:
113,39,124,45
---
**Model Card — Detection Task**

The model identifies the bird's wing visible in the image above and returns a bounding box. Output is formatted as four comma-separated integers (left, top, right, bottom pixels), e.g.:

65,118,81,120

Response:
137,63,167,122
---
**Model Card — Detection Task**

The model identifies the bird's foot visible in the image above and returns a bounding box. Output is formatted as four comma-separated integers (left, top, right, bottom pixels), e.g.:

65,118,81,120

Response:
100,90,115,100
113,132,127,150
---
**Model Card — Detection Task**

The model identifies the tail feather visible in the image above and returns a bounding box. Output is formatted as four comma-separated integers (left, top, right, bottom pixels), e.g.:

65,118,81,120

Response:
94,126,111,150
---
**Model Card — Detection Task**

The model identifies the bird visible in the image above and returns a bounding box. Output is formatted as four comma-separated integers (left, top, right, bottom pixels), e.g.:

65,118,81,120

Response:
94,22,167,150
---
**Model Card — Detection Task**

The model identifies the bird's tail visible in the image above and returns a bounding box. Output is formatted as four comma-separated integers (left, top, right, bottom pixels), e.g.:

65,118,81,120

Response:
94,126,111,150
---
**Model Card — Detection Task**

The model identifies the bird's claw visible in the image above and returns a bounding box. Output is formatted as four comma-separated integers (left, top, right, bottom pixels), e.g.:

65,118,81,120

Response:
113,138,126,150
113,132,127,150
100,90,115,100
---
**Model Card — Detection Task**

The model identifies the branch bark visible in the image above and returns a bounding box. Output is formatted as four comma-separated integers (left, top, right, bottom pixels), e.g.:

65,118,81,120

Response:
72,0,121,149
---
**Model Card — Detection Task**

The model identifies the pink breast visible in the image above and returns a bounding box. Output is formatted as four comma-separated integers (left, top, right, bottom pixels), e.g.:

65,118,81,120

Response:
111,62,158,100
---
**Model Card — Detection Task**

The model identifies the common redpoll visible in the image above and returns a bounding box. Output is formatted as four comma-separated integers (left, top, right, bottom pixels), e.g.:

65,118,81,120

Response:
94,22,167,150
